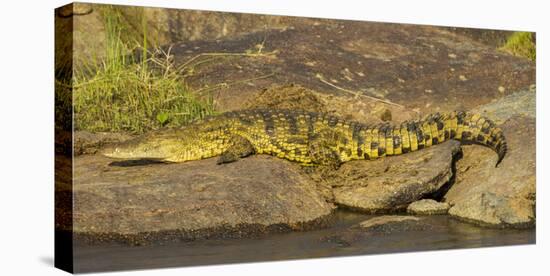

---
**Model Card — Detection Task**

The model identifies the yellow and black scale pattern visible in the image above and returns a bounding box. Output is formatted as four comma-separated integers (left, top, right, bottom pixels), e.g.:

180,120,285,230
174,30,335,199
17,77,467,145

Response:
167,109,507,167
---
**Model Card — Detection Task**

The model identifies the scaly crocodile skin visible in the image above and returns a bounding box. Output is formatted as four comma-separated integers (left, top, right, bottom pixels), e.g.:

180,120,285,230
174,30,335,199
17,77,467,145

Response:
102,109,507,167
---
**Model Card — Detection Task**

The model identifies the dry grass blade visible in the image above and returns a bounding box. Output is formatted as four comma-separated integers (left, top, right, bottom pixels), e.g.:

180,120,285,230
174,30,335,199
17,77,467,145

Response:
315,73,406,109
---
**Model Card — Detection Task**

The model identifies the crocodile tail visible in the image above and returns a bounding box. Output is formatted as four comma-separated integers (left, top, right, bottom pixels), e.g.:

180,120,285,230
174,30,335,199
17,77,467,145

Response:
451,111,507,167
386,112,506,167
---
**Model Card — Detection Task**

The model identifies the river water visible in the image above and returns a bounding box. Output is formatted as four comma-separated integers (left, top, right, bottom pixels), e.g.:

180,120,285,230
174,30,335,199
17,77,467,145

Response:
73,210,535,273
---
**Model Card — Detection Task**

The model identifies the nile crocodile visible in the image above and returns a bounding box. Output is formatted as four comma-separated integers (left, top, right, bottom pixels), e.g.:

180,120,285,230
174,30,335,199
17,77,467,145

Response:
102,109,507,167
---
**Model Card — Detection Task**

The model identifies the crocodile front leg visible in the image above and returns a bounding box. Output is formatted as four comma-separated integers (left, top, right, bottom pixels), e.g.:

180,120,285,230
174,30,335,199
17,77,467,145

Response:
216,135,255,164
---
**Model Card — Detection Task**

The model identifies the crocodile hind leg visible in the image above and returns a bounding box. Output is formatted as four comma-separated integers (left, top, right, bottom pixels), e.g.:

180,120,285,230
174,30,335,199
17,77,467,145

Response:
307,129,343,169
217,135,255,164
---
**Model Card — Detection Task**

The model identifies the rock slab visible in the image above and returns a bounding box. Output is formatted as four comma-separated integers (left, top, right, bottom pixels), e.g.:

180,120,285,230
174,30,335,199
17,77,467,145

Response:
70,155,335,244
358,215,428,233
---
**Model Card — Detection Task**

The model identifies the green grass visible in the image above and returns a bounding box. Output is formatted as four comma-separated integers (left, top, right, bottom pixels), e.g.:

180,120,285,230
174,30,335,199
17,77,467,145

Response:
73,6,215,134
500,32,536,61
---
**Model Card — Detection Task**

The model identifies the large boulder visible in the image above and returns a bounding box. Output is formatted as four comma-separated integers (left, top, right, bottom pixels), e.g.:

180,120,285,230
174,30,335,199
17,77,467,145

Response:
169,20,534,115
443,89,535,228
445,115,535,228
322,141,461,213
70,155,335,244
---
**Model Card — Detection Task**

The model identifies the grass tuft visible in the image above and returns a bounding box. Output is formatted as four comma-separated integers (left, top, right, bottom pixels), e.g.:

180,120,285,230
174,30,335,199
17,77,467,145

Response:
500,32,536,61
73,6,215,134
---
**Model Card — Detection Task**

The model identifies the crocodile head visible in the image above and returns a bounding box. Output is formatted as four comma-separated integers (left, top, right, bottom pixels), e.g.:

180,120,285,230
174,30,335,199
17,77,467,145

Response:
101,131,182,161
100,124,228,163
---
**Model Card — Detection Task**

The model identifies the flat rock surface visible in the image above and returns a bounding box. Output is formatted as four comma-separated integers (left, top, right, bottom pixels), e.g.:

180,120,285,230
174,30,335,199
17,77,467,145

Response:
169,20,534,115
445,115,536,228
321,141,460,213
407,199,450,215
70,155,335,243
